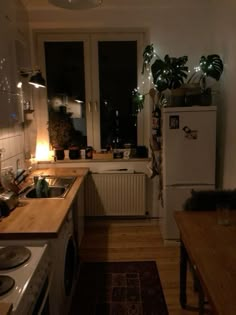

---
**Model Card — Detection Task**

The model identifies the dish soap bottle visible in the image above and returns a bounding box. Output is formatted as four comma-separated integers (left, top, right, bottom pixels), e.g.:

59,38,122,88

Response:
36,176,49,198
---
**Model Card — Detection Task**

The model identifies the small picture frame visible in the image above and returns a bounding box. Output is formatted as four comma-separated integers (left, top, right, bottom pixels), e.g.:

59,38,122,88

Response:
169,115,179,129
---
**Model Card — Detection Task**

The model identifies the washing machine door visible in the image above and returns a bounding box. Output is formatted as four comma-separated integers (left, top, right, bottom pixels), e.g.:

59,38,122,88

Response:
64,236,77,296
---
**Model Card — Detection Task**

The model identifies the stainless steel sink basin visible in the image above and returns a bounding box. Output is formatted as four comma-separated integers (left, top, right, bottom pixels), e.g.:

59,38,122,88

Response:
19,175,76,199
25,186,66,198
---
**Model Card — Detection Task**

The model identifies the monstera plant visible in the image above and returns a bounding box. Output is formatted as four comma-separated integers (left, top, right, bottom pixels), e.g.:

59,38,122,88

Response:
151,54,188,92
188,54,224,90
132,44,188,110
142,44,188,92
186,54,224,105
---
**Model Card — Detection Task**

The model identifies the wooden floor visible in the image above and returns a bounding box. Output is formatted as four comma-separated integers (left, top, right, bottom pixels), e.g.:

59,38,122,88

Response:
79,218,200,315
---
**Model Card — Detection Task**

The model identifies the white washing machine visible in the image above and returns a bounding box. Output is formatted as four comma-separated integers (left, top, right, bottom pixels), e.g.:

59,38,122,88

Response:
49,208,78,315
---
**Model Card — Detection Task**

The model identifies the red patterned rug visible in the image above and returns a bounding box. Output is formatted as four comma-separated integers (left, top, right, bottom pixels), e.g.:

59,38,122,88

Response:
69,261,169,315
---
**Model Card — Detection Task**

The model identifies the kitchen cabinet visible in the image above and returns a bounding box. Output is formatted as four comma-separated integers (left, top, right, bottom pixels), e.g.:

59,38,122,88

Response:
73,180,85,248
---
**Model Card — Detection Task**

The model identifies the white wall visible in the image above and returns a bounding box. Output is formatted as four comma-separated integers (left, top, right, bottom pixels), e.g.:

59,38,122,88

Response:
213,0,236,188
0,0,30,174
27,1,214,65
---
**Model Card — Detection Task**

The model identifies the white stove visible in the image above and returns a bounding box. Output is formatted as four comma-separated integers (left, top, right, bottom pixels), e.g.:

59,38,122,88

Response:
0,244,51,315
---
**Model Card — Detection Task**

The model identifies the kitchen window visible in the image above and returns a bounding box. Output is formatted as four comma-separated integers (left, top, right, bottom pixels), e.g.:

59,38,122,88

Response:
34,30,147,152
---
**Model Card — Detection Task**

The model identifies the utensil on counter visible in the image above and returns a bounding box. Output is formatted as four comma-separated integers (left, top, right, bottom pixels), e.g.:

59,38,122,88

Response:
14,169,26,184
0,191,18,214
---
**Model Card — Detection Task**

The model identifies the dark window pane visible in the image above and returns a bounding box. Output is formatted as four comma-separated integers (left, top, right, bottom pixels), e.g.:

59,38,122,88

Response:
44,41,87,148
98,41,137,149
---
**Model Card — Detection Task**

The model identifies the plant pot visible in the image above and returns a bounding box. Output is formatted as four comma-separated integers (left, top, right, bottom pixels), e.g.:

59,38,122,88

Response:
201,88,212,106
170,87,186,107
69,146,80,160
86,146,93,159
185,85,202,106
54,147,65,160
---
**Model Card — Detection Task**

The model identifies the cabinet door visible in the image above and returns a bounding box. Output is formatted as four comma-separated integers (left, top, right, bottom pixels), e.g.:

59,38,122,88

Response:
73,182,85,247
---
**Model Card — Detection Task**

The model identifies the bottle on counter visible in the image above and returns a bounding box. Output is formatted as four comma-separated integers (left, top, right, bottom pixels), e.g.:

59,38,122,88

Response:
86,146,93,159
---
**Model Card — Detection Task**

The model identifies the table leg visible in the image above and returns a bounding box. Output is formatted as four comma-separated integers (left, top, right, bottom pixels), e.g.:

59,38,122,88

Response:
180,240,187,308
195,275,205,315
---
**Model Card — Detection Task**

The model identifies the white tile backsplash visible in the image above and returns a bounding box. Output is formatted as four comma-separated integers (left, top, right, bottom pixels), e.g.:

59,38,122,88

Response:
0,122,25,174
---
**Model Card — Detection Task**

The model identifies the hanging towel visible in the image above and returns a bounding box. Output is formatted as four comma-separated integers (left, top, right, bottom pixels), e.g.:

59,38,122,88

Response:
147,141,159,179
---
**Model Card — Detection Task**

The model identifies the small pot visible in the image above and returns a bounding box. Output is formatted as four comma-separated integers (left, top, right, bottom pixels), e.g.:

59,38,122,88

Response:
185,85,202,106
69,146,80,160
86,146,93,159
201,88,212,106
54,147,65,160
170,87,186,107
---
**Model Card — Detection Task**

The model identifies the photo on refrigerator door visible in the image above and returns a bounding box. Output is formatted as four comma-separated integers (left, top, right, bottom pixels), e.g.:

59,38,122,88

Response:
169,115,179,129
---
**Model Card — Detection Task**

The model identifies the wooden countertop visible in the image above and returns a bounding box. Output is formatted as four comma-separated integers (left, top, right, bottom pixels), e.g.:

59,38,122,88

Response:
0,303,12,315
0,167,89,239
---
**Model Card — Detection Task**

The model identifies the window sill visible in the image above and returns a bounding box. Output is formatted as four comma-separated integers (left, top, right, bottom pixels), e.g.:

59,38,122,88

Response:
37,157,150,164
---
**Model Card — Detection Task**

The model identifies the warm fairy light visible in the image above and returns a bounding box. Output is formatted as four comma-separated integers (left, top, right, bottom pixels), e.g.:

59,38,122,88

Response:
35,142,51,161
17,81,22,88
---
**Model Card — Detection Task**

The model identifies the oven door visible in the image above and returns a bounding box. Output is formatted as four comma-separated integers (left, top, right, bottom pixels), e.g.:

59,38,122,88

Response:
64,236,77,296
32,271,53,315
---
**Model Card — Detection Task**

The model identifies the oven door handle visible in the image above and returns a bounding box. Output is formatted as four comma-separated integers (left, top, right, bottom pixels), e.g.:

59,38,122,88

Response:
38,269,54,315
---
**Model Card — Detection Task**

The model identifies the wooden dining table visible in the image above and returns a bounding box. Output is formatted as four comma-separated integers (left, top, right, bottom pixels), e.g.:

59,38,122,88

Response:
174,210,236,315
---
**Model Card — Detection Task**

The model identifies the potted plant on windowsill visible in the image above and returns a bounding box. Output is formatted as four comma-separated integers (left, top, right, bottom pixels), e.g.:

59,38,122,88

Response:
186,54,224,106
48,105,74,160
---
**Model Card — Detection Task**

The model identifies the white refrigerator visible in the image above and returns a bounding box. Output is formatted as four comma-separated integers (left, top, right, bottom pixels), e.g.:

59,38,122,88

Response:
159,106,216,240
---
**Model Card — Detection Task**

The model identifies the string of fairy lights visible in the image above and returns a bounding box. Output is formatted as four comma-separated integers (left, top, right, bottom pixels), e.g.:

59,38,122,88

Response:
132,44,223,113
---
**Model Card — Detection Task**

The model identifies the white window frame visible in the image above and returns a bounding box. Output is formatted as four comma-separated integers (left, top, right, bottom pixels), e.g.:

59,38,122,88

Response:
33,29,148,152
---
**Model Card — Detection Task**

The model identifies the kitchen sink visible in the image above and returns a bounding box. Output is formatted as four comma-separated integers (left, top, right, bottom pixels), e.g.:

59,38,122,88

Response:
19,175,76,199
24,186,66,198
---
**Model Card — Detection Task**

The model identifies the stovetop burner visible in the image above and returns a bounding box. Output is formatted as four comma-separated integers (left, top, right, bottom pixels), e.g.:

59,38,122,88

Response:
0,275,15,296
0,246,31,270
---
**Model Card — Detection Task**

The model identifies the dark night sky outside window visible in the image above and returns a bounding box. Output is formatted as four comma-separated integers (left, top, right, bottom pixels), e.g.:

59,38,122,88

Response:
44,40,138,150
45,41,85,100
98,41,137,148
44,41,86,148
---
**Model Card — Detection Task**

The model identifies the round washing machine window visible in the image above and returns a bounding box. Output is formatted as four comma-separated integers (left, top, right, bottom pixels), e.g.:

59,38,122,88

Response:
64,236,77,296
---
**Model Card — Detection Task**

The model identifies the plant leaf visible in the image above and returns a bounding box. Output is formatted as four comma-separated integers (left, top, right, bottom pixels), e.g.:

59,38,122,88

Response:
200,54,224,81
142,44,154,74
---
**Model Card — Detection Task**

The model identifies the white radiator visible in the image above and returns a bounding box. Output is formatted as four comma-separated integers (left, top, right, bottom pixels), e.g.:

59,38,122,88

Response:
85,173,146,216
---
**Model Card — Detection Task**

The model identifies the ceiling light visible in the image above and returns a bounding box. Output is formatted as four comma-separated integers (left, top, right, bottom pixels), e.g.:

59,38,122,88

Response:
48,0,103,10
